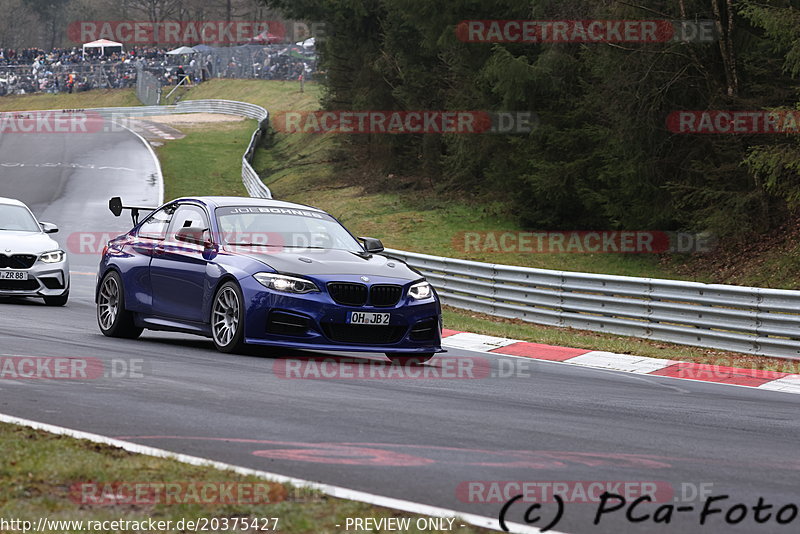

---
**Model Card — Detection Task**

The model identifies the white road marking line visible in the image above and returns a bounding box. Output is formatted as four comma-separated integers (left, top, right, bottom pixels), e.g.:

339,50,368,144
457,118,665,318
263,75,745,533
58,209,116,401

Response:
0,413,559,534
0,162,136,172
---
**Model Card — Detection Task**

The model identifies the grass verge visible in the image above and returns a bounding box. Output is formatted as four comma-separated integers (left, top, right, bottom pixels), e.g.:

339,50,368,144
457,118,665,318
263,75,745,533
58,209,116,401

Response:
157,80,322,202
0,89,139,112
156,122,256,201
182,79,321,112
0,422,487,534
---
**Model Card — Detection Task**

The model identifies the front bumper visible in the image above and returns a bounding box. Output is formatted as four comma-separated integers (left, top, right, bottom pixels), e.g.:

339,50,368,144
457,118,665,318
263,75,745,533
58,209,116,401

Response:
0,260,70,299
239,275,443,354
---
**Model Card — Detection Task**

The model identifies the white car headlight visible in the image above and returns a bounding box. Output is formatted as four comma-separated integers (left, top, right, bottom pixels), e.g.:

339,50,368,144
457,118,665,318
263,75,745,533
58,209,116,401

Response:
408,281,432,300
39,250,66,264
254,273,319,294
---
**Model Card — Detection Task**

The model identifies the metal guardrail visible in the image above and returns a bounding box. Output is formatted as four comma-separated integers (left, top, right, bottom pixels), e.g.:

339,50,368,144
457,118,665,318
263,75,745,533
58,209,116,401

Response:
87,95,800,358
385,248,800,359
89,100,272,199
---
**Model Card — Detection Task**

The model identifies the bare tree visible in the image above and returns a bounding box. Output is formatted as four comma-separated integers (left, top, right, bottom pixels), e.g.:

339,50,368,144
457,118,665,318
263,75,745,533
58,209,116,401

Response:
126,0,183,23
0,0,39,48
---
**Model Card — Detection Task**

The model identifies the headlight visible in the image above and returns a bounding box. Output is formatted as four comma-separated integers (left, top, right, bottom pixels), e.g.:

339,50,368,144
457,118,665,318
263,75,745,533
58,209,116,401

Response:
254,273,319,294
408,281,432,300
39,250,66,263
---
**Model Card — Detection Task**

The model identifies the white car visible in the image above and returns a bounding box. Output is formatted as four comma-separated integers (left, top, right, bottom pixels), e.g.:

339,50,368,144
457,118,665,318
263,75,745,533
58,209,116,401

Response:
0,197,69,306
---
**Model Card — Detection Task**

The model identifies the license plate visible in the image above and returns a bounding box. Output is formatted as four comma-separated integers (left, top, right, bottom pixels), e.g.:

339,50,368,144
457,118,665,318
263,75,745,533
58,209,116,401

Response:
349,312,391,325
0,271,28,281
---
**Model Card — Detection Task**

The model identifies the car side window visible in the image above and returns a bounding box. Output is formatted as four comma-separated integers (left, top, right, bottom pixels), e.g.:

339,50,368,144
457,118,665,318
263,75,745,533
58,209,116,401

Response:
137,205,176,240
167,205,211,242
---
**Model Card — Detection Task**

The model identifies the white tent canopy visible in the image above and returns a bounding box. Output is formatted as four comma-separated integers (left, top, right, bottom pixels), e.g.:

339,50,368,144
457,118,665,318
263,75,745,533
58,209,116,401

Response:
82,39,124,58
167,46,197,55
296,37,315,48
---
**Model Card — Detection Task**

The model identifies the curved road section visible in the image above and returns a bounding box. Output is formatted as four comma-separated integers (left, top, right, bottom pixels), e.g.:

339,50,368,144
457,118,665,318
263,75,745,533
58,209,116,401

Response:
0,116,160,271
0,115,799,534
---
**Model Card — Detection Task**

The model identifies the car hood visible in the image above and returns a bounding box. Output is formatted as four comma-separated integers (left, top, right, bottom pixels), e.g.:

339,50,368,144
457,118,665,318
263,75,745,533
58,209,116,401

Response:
228,246,421,281
0,231,59,255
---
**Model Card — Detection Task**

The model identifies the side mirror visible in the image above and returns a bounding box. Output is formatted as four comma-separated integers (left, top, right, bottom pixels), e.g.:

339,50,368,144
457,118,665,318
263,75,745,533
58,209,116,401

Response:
359,237,384,254
40,222,59,234
175,227,211,247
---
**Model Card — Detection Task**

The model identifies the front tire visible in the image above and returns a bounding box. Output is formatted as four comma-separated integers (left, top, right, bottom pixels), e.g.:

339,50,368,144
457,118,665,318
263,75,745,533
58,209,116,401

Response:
386,353,435,365
44,290,69,307
97,271,142,339
211,281,247,353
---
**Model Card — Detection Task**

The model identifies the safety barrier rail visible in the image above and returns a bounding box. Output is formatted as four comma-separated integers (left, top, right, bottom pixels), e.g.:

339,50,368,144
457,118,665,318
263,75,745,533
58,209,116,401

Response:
384,248,800,359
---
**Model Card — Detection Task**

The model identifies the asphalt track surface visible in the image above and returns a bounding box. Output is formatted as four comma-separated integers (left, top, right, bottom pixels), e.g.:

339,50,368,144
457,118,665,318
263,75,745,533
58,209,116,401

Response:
1,125,799,534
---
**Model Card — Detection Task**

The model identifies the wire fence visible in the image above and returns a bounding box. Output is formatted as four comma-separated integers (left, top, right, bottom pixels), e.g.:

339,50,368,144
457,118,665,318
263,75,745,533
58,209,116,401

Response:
135,66,161,106
0,44,316,97
0,62,137,95
197,44,315,80
138,44,316,88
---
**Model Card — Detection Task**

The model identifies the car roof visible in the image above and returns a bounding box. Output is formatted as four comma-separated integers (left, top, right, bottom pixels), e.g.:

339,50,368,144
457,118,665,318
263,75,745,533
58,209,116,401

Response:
0,197,28,208
175,196,327,214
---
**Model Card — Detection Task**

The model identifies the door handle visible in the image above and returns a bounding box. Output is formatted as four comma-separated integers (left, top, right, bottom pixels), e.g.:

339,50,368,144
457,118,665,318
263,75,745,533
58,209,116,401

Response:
154,244,165,255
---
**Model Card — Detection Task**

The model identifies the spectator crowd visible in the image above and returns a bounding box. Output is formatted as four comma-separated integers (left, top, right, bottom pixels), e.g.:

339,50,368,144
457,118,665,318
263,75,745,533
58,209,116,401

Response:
0,44,317,96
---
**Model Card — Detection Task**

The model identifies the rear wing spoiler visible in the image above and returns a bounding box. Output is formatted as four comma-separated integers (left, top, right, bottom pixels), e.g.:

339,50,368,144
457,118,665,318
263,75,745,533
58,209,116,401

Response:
109,197,157,226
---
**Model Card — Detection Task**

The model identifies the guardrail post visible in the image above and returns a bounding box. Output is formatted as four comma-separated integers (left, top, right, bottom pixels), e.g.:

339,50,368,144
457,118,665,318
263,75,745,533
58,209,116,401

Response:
558,271,566,328
645,279,654,337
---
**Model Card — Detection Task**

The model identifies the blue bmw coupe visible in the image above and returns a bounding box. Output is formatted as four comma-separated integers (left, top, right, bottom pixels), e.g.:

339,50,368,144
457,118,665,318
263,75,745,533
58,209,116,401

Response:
96,196,443,362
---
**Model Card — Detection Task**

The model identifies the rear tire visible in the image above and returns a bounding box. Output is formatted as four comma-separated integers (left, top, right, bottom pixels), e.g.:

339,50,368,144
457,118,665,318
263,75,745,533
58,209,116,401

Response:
97,271,142,339
211,281,247,353
44,290,69,307
386,353,435,365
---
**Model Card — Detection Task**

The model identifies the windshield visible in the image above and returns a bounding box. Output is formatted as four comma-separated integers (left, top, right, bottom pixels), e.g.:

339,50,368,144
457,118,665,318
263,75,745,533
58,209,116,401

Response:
0,204,40,232
215,206,364,253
